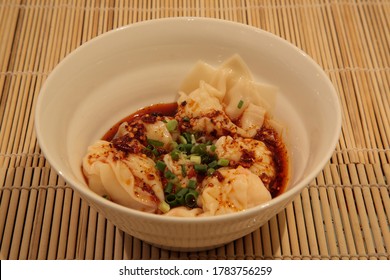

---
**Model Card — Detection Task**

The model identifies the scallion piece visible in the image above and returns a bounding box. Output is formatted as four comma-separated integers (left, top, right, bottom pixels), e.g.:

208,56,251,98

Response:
190,134,196,144
147,138,164,147
181,164,187,177
185,190,199,208
190,155,201,164
194,164,207,173
178,143,193,153
155,160,166,172
175,188,189,205
208,160,218,168
164,182,174,195
165,193,178,207
182,132,192,143
217,158,230,167
164,170,176,180
187,179,197,189
237,99,244,109
191,143,207,155
209,144,217,152
178,135,187,144
182,116,190,122
158,201,170,213
170,150,180,161
207,168,215,175
166,119,178,132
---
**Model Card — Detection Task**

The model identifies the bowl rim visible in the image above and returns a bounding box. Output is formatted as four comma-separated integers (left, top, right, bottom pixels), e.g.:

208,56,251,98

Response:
35,17,342,223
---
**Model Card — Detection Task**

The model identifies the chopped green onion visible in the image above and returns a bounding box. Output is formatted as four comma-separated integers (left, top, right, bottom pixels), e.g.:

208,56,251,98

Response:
164,170,176,180
217,158,230,167
165,193,178,207
181,164,187,177
209,144,217,152
155,160,166,172
174,186,183,194
190,155,202,164
187,179,197,189
144,145,160,157
178,143,193,153
166,119,178,132
175,188,189,205
182,116,190,122
237,99,244,109
158,201,170,213
208,160,218,168
164,182,174,195
147,138,164,147
207,168,215,175
190,134,196,144
178,135,187,144
191,143,207,155
185,190,199,208
194,164,207,173
182,132,193,143
170,150,180,161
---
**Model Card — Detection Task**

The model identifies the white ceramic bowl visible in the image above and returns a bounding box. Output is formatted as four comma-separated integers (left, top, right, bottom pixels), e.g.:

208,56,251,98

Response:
35,18,341,251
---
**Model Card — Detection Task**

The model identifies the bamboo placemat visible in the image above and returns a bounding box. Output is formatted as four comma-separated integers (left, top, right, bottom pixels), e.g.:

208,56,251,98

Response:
0,0,389,260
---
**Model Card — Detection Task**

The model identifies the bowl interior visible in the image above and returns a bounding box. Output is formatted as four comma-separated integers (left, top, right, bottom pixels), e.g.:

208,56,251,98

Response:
35,18,341,217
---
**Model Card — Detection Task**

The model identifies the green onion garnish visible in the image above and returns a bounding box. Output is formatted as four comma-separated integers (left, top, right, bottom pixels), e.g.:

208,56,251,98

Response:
207,168,215,175
178,135,187,144
147,138,164,147
237,99,244,109
190,134,196,144
178,143,193,153
185,190,199,208
217,158,230,167
182,132,193,143
181,164,187,177
164,182,174,195
158,201,170,213
164,170,176,180
166,119,178,132
175,188,189,205
170,150,180,161
191,143,207,155
209,144,217,152
165,193,178,207
155,160,166,172
208,160,218,168
182,116,190,122
187,179,197,189
194,164,207,173
190,155,201,164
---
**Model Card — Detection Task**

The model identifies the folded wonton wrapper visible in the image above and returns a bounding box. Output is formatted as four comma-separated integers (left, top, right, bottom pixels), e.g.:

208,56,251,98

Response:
82,140,165,213
178,54,279,138
199,166,272,216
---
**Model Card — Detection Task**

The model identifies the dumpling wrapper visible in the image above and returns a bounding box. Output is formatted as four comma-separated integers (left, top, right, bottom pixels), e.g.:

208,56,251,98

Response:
164,206,203,217
116,119,174,149
82,140,165,213
199,166,271,216
177,81,248,137
214,136,276,187
178,54,278,137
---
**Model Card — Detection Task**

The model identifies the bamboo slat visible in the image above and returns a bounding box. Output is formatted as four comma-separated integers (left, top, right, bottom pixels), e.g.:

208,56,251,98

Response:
0,0,389,260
